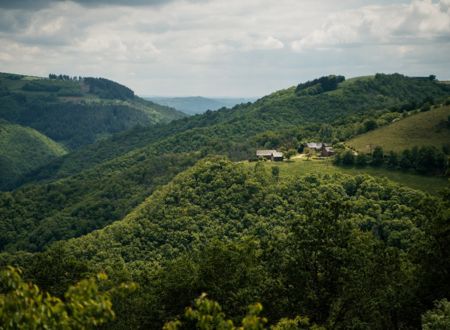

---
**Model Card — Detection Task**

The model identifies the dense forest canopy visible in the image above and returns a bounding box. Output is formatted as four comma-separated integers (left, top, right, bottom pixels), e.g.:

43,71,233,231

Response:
1,158,449,329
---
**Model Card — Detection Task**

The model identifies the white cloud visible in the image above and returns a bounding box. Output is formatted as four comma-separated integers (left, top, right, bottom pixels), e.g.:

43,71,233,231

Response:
291,0,450,52
252,36,284,50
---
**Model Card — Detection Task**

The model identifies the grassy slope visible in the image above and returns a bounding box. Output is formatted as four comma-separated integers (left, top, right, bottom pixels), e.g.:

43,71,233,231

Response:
243,158,448,195
347,105,450,153
0,121,67,188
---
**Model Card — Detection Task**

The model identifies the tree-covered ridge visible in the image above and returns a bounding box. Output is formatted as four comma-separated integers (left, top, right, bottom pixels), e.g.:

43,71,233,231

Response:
23,73,450,185
0,120,67,189
295,74,345,95
59,157,444,264
83,77,134,100
0,152,202,252
0,72,186,150
0,72,186,189
2,157,447,329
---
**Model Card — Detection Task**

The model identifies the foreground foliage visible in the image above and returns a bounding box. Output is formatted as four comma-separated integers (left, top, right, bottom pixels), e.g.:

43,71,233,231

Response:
0,267,135,329
164,293,323,330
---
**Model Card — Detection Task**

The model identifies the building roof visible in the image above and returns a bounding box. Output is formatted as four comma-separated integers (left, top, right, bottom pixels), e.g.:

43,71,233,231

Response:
256,149,276,156
305,142,323,149
272,151,284,158
324,147,334,152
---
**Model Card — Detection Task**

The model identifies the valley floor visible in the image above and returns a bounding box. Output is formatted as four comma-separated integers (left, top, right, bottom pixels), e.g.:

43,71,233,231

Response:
243,158,449,195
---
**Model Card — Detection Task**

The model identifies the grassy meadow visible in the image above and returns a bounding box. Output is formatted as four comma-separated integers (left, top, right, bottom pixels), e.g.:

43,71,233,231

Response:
347,105,450,153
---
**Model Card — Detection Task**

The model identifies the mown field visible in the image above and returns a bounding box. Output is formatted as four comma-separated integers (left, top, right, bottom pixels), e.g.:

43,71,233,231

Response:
243,158,449,195
347,105,450,153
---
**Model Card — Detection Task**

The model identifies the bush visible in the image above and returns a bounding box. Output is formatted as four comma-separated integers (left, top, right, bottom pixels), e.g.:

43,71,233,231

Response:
387,151,398,168
342,151,355,166
355,153,367,167
422,299,450,330
363,119,378,132
371,146,384,166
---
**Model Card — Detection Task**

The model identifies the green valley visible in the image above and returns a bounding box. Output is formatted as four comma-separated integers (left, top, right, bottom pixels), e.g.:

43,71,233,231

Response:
2,158,448,329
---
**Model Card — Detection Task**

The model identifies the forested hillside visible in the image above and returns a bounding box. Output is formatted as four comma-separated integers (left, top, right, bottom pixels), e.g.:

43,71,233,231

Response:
0,73,449,329
0,151,201,251
2,158,448,329
0,73,448,255
0,72,185,149
0,120,67,189
0,72,186,189
24,73,450,183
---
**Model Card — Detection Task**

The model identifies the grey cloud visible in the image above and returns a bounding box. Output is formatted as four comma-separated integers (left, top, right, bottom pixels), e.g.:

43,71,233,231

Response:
0,10,32,32
0,0,196,10
0,0,51,10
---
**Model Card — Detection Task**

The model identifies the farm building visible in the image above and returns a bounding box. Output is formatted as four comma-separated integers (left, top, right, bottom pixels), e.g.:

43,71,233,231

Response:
302,142,335,157
256,150,284,161
321,146,335,157
304,142,324,152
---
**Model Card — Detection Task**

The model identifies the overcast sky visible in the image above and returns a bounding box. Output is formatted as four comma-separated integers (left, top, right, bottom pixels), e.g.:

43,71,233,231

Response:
1,0,449,97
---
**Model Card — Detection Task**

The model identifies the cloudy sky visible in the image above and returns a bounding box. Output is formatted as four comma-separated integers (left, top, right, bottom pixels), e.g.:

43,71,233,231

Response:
1,0,449,97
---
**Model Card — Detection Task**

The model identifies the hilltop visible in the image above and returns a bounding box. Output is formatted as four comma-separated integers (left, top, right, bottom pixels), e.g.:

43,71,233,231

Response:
347,104,450,153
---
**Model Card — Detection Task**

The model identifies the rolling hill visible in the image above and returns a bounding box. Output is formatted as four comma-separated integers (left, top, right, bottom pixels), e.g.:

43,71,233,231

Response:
0,72,186,149
22,73,450,184
8,157,447,329
1,73,450,329
0,72,187,189
0,73,448,254
347,105,450,153
0,120,67,189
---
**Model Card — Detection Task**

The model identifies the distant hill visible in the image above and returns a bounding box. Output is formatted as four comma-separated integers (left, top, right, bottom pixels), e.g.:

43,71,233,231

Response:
347,105,450,153
0,120,67,189
146,96,257,115
0,72,186,149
